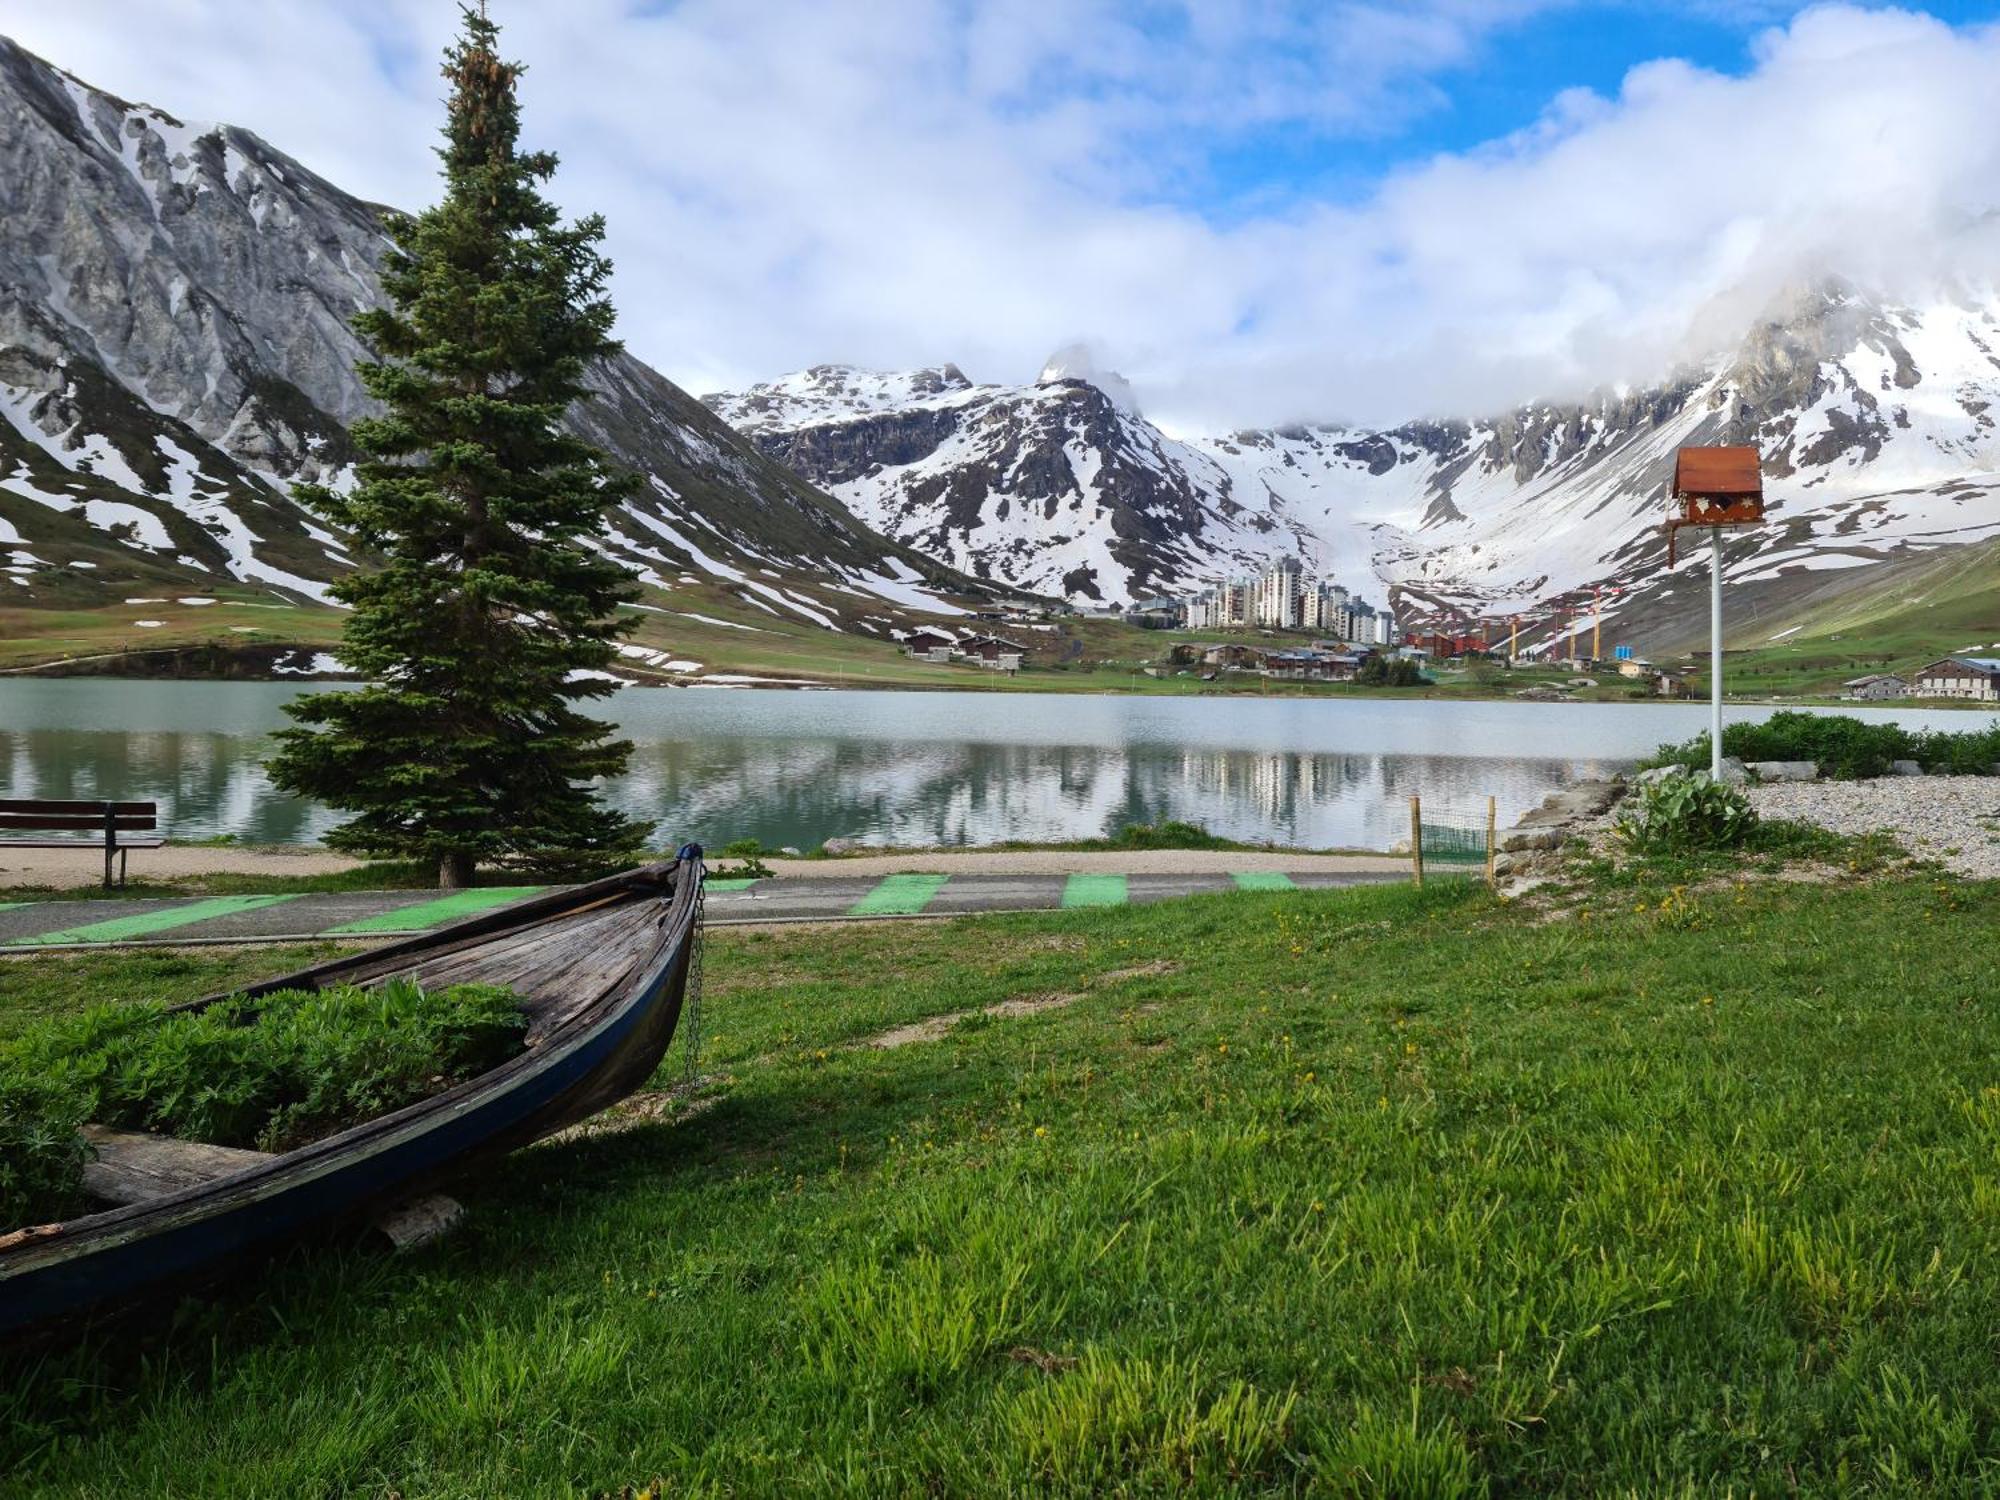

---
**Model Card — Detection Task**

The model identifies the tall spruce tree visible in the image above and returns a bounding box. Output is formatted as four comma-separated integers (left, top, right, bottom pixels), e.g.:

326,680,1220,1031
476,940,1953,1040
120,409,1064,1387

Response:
268,7,650,887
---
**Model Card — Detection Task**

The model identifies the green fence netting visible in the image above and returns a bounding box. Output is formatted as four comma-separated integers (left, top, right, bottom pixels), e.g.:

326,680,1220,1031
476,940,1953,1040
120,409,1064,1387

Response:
1406,797,1495,881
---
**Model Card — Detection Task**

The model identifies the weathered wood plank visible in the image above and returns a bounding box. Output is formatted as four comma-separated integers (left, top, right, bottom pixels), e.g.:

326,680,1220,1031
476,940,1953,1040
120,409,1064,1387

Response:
80,1126,274,1206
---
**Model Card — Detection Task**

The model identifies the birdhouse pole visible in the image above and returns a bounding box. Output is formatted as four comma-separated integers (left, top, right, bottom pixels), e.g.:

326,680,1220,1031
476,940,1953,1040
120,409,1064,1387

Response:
1709,526,1723,779
1667,445,1764,782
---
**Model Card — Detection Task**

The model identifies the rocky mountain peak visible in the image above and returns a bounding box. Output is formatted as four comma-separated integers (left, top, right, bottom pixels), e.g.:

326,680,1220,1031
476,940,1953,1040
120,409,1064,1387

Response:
0,35,996,631
1036,342,1140,415
709,279,2000,620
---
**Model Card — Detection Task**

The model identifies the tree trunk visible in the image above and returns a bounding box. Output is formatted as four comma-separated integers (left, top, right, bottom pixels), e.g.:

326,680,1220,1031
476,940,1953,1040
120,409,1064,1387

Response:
439,850,475,888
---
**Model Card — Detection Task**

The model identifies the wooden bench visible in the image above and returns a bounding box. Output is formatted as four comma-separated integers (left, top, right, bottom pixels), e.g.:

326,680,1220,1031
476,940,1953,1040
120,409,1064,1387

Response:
0,799,163,887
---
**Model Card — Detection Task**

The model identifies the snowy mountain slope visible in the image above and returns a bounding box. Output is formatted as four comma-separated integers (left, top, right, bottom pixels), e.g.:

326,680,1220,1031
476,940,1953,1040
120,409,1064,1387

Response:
0,36,992,632
708,284,2000,625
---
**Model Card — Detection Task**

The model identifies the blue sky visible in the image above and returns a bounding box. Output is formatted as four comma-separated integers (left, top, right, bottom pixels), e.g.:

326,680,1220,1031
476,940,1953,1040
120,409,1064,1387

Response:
1158,2,2000,219
5,1,2000,425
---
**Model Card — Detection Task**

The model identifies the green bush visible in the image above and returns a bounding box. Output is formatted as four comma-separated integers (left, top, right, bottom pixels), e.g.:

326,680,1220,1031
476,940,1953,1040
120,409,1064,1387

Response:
1614,772,1758,852
718,838,774,879
1645,711,1911,779
0,980,525,1230
1912,722,2000,775
1647,712,2000,780
1109,821,1232,851
1356,655,1425,687
0,1076,91,1233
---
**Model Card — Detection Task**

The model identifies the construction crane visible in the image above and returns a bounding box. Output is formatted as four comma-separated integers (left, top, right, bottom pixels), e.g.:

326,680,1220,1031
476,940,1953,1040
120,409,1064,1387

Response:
1589,584,1630,662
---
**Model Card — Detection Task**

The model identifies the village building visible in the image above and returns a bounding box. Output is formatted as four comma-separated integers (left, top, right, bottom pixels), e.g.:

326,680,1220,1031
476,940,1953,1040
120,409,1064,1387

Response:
1124,597,1185,629
902,626,958,662
1844,672,1908,701
1910,657,2000,701
955,634,1029,672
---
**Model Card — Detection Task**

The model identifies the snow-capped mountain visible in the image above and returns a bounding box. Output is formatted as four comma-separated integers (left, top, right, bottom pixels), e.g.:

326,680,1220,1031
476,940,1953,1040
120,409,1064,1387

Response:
0,36,988,629
708,284,2000,623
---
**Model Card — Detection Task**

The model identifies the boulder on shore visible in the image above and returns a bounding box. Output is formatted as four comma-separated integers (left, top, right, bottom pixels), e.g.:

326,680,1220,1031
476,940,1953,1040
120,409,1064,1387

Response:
1749,760,1819,783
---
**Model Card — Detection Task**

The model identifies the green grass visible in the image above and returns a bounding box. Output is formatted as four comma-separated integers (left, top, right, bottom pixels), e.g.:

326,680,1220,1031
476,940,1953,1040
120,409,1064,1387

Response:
8,871,2000,1492
0,944,358,1038
1663,536,2000,699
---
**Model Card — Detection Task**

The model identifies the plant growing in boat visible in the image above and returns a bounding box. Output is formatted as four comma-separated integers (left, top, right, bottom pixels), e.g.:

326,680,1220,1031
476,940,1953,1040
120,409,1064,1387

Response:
0,980,526,1232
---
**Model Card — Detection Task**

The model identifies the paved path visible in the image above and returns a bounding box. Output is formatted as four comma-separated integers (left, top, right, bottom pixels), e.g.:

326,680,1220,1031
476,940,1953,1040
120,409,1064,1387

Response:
0,869,1404,951
1,844,1400,890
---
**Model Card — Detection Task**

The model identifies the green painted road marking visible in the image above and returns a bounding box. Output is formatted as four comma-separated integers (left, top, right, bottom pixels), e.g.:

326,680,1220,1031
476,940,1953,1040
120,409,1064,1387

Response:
850,873,949,916
1062,874,1128,908
8,894,300,947
1232,872,1297,891
0,902,31,913
324,886,543,936
704,878,759,893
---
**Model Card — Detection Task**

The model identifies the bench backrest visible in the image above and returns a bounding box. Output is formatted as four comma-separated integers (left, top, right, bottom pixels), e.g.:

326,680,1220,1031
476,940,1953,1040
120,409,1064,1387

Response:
0,799,159,833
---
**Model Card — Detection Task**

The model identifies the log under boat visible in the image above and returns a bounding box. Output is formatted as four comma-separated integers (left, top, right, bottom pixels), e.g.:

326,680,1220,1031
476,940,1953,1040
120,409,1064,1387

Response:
0,853,704,1339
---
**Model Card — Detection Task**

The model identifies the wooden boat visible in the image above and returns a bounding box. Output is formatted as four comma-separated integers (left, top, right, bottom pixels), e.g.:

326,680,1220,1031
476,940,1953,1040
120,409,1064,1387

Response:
0,852,704,1339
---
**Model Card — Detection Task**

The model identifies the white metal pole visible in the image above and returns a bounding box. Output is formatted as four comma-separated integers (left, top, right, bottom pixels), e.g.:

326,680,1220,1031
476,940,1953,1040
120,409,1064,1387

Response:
1710,526,1723,778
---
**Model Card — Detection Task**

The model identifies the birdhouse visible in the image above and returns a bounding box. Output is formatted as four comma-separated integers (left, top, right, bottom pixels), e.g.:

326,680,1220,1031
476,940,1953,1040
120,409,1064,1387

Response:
1666,445,1763,563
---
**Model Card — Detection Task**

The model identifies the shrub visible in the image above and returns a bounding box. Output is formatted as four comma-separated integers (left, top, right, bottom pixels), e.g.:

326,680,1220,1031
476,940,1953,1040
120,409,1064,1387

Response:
1646,711,1908,780
0,980,526,1230
1357,655,1425,687
0,1076,91,1231
1109,821,1232,851
1614,771,1758,852
1911,722,2000,776
1647,712,2000,780
718,838,774,878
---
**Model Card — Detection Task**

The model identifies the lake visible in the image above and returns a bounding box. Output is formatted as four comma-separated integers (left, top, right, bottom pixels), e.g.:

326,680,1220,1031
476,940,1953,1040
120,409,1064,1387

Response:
1,681,1989,852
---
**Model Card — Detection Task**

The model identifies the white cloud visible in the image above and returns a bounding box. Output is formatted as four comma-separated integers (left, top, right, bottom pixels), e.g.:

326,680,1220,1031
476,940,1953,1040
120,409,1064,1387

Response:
4,2,1997,430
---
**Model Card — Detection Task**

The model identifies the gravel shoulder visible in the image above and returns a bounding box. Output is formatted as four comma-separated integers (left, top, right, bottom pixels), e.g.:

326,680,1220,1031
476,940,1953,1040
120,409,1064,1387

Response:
0,844,364,890
1745,777,2000,878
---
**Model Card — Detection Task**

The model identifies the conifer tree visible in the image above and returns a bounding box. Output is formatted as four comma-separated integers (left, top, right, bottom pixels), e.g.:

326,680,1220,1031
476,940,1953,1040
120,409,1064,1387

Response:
268,7,650,887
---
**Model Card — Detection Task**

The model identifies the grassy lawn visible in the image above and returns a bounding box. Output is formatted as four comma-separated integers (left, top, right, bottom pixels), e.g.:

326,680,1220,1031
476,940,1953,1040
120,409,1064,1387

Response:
6,870,2000,1493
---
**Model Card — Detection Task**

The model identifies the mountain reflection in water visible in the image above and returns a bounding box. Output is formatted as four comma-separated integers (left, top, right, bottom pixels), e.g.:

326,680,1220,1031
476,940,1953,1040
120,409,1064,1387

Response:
5,682,1977,852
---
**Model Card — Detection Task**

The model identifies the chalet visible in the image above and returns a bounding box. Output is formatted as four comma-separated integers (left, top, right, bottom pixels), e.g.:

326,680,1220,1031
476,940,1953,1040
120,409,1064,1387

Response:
956,634,1029,671
1125,598,1185,630
1910,657,2000,702
903,627,958,662
1654,672,1691,699
1843,673,1908,701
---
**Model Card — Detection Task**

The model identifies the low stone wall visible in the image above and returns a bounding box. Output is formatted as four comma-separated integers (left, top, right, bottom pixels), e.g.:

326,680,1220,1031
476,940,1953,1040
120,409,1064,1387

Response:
1492,778,1627,883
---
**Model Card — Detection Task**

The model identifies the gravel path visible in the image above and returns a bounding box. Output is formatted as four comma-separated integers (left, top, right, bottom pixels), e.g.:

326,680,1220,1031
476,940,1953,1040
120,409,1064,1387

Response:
0,844,363,890
1748,777,2000,878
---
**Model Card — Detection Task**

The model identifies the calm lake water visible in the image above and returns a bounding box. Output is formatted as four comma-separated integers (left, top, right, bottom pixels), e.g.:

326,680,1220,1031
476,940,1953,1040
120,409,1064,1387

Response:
1,681,1990,852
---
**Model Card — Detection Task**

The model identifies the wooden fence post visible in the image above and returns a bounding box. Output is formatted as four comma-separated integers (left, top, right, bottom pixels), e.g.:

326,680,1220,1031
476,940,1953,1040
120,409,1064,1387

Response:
1485,796,1497,888
1409,795,1423,888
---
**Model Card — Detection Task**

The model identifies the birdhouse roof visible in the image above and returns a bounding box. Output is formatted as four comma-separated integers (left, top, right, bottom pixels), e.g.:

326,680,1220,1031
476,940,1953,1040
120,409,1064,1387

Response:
1672,446,1762,498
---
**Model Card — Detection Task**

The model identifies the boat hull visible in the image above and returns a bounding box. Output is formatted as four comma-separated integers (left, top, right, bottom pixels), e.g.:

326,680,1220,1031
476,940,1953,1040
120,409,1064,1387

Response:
0,857,702,1339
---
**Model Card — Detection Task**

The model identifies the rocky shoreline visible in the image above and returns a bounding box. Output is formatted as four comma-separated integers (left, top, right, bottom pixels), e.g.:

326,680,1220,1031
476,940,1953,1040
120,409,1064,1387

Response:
1494,767,2000,886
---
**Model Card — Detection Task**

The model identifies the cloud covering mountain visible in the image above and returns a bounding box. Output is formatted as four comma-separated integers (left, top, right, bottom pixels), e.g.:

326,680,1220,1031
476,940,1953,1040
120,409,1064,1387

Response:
6,3,1999,431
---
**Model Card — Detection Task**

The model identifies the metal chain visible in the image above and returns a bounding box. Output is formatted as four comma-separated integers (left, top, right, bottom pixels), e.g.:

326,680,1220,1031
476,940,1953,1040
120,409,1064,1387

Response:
678,862,706,1084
